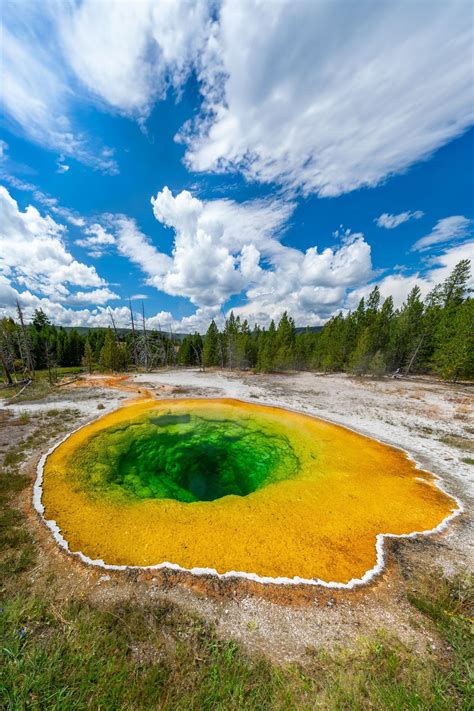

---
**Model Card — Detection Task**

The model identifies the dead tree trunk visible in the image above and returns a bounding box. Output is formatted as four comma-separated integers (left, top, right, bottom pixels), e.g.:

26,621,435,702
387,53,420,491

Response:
405,333,426,376
129,298,138,368
44,338,57,385
141,302,150,371
108,307,119,342
16,300,34,376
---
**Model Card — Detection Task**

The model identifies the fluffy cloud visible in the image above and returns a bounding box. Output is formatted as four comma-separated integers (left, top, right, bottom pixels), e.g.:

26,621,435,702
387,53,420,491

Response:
0,272,122,326
2,181,469,332
375,211,424,229
110,186,373,328
58,288,120,306
232,234,373,326
347,240,474,312
75,223,116,257
112,188,472,330
0,186,112,306
112,187,293,309
184,1,473,196
1,173,87,228
411,216,471,252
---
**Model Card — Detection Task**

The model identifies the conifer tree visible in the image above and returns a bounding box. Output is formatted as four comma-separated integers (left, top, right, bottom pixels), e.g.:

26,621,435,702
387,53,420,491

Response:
432,298,473,381
100,329,118,371
203,320,220,367
256,320,276,372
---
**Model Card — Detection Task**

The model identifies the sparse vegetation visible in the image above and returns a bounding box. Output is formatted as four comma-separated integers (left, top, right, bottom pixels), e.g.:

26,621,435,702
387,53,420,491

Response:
439,435,474,453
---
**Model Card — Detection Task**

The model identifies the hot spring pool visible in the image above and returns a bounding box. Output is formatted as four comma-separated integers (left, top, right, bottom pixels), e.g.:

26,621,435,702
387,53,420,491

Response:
37,398,459,586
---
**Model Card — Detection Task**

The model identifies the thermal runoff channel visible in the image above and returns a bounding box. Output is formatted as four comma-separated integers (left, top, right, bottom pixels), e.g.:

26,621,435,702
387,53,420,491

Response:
40,399,458,584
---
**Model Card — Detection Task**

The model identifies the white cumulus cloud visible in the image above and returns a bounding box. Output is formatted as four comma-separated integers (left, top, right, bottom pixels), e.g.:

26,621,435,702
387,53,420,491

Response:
110,186,374,328
347,241,474,312
0,185,112,306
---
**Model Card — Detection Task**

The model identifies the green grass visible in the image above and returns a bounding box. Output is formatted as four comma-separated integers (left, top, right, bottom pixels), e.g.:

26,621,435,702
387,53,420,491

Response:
0,415,472,710
461,457,474,465
1,577,472,711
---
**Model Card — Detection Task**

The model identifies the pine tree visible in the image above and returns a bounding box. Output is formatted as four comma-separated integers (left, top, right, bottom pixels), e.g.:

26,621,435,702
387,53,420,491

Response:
349,329,372,375
256,320,276,372
432,298,473,381
100,329,117,371
390,286,424,371
439,259,471,307
274,312,296,370
177,337,193,366
203,320,220,367
368,350,386,377
224,312,239,369
32,309,51,330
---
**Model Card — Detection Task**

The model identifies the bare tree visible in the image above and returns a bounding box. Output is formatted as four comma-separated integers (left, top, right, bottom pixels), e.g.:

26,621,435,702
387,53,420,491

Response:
190,341,204,371
404,333,426,376
135,302,152,371
16,300,34,376
108,307,119,342
165,323,177,367
129,298,138,368
44,337,57,385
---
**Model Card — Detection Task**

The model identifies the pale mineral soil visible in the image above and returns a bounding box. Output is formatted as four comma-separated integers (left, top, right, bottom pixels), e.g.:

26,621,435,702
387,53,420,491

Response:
3,369,472,663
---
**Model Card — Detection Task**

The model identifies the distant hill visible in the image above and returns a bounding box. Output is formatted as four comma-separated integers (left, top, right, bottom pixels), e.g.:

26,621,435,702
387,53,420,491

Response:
295,326,322,334
62,324,323,338
61,326,188,340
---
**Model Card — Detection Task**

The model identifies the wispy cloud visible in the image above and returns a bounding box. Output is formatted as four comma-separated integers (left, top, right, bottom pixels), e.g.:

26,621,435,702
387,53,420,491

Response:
0,172,86,227
411,216,471,252
184,1,474,197
375,211,424,229
75,224,116,258
1,5,118,173
4,1,472,196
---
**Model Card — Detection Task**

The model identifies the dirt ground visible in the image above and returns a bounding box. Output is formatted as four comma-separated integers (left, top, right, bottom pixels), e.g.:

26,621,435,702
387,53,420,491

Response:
2,369,472,663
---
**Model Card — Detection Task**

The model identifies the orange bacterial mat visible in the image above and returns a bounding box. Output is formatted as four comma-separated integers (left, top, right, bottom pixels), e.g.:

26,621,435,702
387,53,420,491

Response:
37,398,460,586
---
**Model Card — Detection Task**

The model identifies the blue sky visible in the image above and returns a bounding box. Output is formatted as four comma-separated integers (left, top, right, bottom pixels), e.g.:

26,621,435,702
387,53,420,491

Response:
1,0,473,332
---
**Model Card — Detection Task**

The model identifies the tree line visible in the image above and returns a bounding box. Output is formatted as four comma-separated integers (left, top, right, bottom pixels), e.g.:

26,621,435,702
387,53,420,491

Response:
178,259,473,381
0,259,472,384
0,303,178,385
